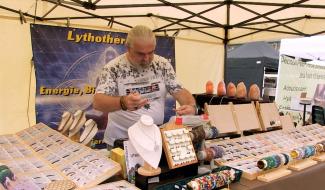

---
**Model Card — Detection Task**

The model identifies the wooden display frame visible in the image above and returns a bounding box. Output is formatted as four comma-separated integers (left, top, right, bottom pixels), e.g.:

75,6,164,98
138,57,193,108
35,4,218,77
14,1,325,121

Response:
280,115,295,130
233,102,262,132
257,167,292,182
160,123,198,169
256,102,282,131
288,159,317,171
313,153,325,162
204,103,240,134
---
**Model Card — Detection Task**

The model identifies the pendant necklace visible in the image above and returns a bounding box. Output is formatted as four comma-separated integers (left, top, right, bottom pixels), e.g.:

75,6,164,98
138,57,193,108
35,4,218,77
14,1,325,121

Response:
138,122,159,151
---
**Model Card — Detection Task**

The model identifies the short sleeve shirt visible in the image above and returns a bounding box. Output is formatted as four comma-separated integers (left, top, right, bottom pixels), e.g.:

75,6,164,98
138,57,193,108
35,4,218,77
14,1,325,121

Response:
96,53,182,145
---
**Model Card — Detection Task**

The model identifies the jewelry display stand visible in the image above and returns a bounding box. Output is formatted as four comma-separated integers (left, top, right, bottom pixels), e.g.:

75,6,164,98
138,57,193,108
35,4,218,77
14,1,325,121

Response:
69,110,86,138
288,159,317,171
79,119,98,146
313,153,325,162
1,123,121,189
137,162,161,176
160,122,198,169
58,111,73,134
233,102,262,132
128,115,162,176
257,167,292,182
211,124,325,181
280,115,295,130
256,102,282,131
204,103,240,135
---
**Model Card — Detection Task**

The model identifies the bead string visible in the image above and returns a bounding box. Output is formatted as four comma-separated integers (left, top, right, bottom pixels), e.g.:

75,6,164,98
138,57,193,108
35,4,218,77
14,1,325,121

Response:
197,145,225,161
187,169,236,190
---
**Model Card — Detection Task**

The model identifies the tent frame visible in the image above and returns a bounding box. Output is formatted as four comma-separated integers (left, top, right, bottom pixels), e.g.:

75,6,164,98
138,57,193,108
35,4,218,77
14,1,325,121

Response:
1,0,325,76
2,0,325,41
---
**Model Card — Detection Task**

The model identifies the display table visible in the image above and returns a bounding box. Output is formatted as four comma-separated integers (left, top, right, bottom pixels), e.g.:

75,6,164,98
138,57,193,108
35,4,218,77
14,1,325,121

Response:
231,161,325,190
107,161,325,190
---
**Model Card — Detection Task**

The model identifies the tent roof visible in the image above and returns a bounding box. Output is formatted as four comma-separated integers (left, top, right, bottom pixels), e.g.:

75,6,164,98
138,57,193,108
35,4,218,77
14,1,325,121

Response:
228,41,279,59
1,0,325,43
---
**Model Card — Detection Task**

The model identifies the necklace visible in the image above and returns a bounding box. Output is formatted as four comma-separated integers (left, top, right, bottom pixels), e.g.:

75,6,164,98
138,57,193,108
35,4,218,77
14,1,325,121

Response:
80,121,96,144
137,121,160,151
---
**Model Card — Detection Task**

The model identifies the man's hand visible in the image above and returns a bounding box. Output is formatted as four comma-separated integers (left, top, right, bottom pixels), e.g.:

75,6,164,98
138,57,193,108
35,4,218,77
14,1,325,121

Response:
175,105,196,116
124,92,148,111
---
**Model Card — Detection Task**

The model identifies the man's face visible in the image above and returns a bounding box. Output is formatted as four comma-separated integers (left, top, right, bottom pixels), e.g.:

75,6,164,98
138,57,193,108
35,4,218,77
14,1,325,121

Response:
127,39,155,68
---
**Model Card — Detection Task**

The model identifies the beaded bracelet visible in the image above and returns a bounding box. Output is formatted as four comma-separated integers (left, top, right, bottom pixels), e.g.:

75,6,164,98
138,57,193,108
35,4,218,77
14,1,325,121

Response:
265,156,276,169
278,153,286,166
257,154,285,170
281,153,290,165
290,149,300,159
257,159,268,170
187,170,235,190
273,155,282,168
315,143,324,153
119,96,127,111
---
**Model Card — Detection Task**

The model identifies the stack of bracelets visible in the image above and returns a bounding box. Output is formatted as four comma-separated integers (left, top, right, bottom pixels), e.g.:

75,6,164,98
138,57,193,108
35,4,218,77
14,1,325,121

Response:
290,145,316,160
315,140,325,153
189,126,206,144
187,169,236,190
203,126,219,139
197,145,224,161
258,144,320,170
257,153,292,170
190,125,219,144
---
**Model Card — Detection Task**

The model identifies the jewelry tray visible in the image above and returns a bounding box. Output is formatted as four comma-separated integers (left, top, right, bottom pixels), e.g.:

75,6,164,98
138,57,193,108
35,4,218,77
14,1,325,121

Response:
0,123,121,189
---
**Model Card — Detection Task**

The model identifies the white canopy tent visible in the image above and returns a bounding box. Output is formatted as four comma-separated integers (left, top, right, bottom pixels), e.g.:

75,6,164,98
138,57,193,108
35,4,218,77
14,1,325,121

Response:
1,0,325,133
1,0,325,43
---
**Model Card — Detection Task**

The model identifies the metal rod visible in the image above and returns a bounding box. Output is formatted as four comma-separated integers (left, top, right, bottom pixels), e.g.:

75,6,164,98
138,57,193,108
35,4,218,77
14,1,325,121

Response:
233,3,305,35
236,26,301,35
41,2,60,19
153,15,224,40
157,0,224,27
242,16,306,26
233,0,309,27
0,5,42,20
311,30,325,36
308,16,325,19
153,2,225,32
70,0,84,5
151,14,215,26
58,0,83,7
156,26,218,31
224,0,231,84
34,0,38,23
235,1,325,9
44,14,148,20
96,1,224,9
230,17,305,41
44,0,132,28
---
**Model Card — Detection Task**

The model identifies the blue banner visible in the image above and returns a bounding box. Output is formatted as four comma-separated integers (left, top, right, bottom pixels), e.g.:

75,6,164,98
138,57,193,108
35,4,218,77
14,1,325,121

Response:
30,24,176,148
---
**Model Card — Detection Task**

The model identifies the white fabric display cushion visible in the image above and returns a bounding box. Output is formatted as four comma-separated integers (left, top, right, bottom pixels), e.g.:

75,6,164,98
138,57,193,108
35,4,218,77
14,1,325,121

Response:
128,115,162,169
69,110,86,137
58,111,74,133
80,119,98,145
